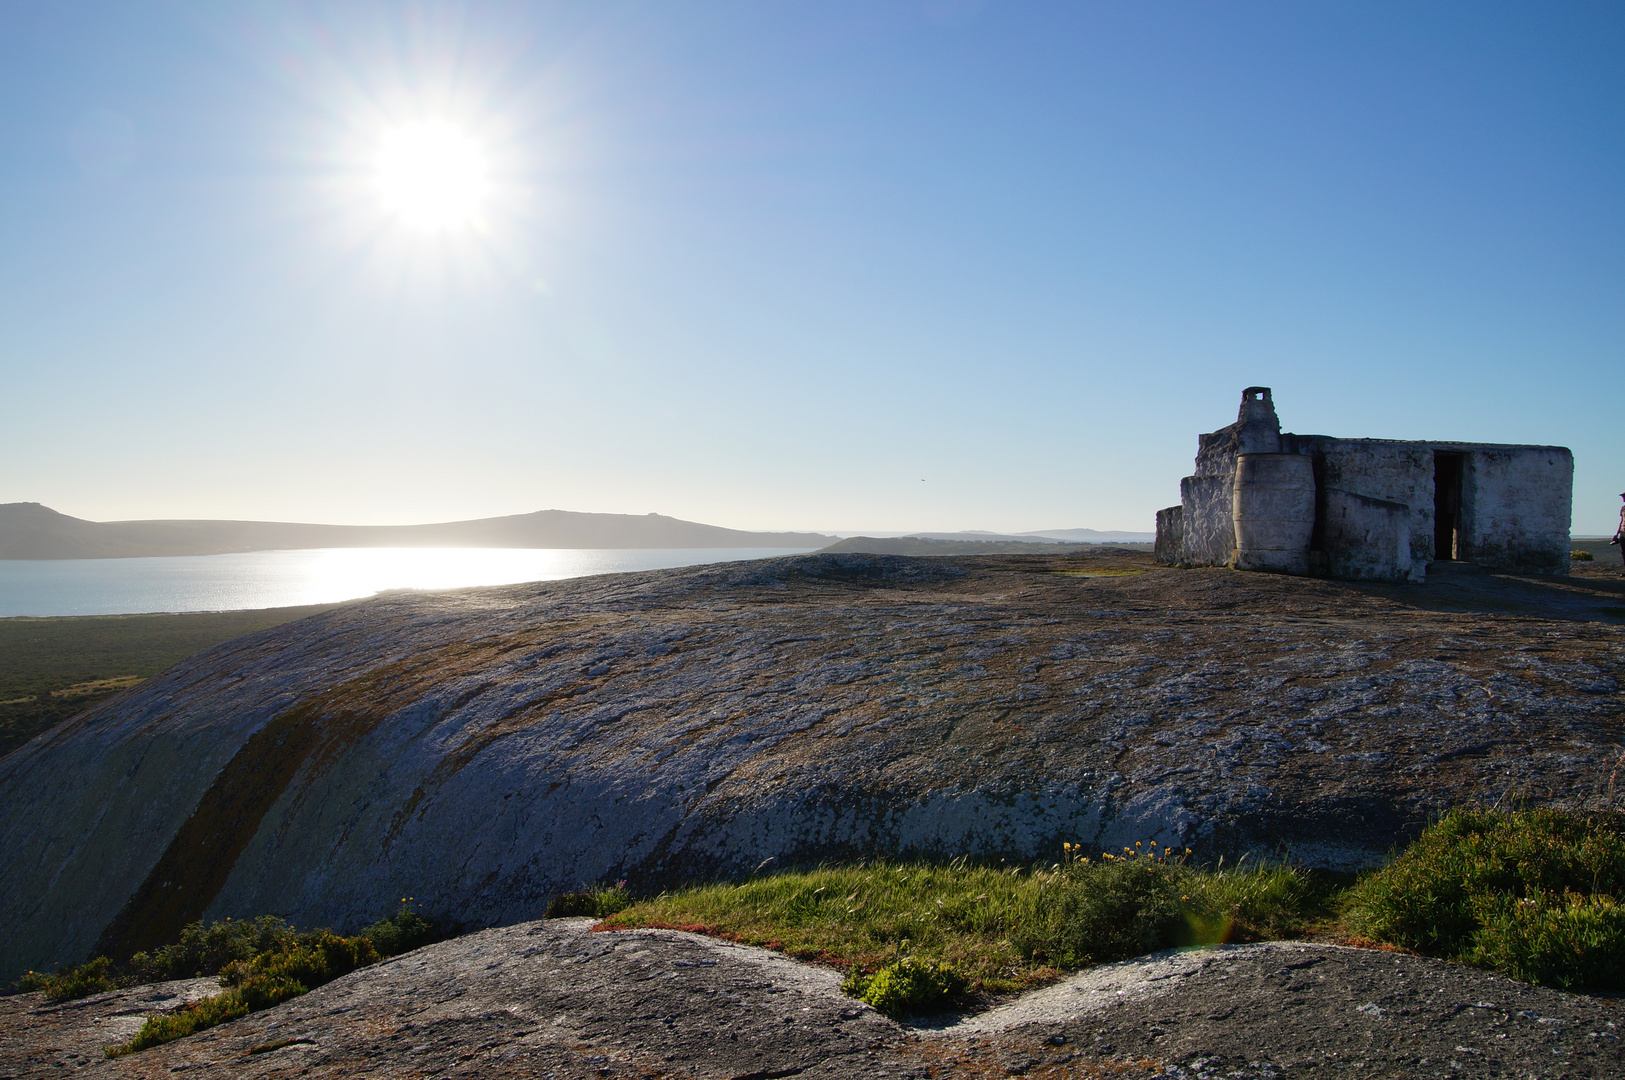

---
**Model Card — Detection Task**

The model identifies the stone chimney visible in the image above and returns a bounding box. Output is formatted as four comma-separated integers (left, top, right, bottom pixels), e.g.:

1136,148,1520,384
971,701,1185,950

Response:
1235,387,1281,454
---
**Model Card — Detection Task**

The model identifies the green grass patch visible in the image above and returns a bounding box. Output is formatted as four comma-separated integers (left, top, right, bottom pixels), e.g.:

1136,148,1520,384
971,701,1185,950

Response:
0,605,339,758
1341,808,1625,989
603,812,1625,1012
545,881,631,918
600,847,1331,1012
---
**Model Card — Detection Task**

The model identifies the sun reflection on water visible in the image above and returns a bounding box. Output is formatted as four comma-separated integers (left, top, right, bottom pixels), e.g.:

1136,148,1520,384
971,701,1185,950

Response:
0,548,816,617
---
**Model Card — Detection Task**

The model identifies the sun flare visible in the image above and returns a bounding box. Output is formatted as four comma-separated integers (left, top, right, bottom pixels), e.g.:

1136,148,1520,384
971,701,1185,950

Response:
373,121,489,231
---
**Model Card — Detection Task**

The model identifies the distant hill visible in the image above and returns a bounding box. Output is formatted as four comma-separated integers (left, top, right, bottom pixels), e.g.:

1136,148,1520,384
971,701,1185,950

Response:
818,536,1151,556
1017,527,1156,543
0,503,833,560
848,529,1155,544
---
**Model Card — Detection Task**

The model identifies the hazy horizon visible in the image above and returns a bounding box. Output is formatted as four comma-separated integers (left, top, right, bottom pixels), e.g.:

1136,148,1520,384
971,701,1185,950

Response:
0,499,1151,542
2,3,1620,535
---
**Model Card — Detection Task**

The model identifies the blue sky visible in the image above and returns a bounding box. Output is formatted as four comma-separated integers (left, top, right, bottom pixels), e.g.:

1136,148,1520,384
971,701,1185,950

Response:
1,2,1619,534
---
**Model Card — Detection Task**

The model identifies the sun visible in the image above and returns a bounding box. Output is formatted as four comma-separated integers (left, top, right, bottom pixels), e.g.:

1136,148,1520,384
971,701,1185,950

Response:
373,121,489,231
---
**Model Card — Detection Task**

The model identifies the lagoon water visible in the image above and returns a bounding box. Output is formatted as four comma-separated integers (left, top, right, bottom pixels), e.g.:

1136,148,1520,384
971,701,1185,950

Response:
0,547,818,618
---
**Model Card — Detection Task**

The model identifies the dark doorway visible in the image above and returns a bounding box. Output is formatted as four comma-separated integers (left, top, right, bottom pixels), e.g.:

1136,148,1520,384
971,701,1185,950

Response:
1433,452,1466,561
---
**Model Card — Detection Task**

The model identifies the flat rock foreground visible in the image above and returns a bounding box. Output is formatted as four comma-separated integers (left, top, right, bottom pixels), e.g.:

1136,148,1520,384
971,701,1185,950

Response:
3,919,1623,1078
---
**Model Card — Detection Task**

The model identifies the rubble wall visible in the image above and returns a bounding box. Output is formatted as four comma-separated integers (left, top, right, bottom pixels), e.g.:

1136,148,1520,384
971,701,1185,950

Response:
1459,445,1573,575
1290,438,1435,566
1179,475,1235,566
1322,489,1415,583
1154,506,1185,564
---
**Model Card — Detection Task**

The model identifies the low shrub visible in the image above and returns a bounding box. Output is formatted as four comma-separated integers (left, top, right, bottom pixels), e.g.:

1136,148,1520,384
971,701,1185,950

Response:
18,904,444,1006
1467,891,1625,988
233,971,309,1013
357,902,439,957
15,917,300,1002
12,972,50,994
842,957,966,1017
1013,846,1326,969
18,956,117,1002
1012,855,1193,967
115,930,381,1055
1571,549,1594,561
223,930,378,998
128,915,298,984
119,991,250,1054
547,881,631,918
93,902,446,1056
1343,809,1625,990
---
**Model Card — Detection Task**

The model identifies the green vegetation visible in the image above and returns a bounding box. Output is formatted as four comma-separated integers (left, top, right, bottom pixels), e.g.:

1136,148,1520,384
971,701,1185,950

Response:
118,990,251,1052
111,930,381,1055
600,845,1331,1010
17,812,1622,1044
843,957,966,1016
1568,538,1618,563
12,904,441,1056
18,956,118,1001
352,903,441,958
1342,809,1625,989
126,915,300,985
0,605,339,758
18,904,438,1001
545,881,631,918
107,904,439,1055
602,812,1625,1014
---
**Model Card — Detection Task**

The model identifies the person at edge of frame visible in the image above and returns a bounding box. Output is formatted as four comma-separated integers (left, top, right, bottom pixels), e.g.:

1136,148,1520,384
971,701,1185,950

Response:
1612,492,1625,569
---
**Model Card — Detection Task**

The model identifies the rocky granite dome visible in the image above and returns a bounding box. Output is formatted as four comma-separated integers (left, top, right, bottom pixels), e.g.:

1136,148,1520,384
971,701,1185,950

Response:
1,550,1621,983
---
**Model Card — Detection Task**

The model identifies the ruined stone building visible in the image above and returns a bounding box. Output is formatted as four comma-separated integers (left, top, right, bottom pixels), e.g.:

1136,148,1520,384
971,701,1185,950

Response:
1155,388,1572,582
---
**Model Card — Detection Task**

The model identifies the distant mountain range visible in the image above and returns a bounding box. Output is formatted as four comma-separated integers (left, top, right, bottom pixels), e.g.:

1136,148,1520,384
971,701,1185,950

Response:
820,536,1152,556
893,529,1155,543
0,503,1155,561
0,503,834,560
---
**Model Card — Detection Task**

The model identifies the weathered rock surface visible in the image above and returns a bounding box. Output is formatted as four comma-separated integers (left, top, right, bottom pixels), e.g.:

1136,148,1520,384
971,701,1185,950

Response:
2,920,1621,1078
0,977,218,1076
2,551,1622,983
934,939,1625,1076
